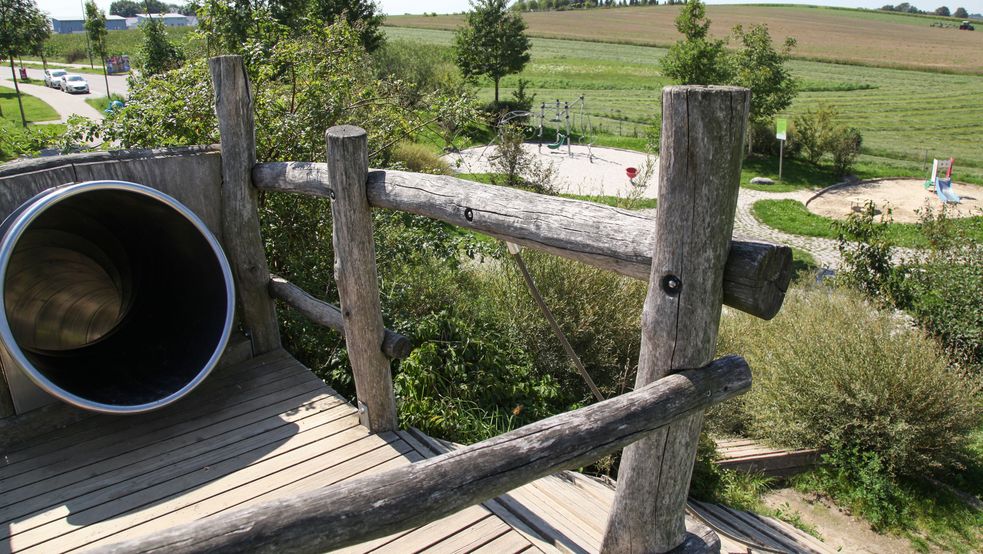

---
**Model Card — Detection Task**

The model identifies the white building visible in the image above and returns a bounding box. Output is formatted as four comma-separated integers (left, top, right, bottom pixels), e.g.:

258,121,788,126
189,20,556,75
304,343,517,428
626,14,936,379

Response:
135,13,193,27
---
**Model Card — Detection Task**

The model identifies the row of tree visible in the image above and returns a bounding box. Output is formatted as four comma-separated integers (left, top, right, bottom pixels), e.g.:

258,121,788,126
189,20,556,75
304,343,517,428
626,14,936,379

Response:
880,3,970,17
512,0,676,10
110,0,197,17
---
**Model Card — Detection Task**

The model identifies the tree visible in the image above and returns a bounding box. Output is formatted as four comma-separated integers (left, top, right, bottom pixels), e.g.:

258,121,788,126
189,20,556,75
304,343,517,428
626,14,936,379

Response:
307,0,385,52
935,6,950,16
954,7,969,17
140,16,185,75
660,0,731,85
730,24,797,147
0,0,45,127
25,9,51,70
455,0,531,104
85,1,112,105
110,0,141,16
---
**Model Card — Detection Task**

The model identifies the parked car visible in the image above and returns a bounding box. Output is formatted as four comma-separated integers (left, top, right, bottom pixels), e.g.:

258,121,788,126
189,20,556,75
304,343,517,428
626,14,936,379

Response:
43,69,67,89
61,74,90,94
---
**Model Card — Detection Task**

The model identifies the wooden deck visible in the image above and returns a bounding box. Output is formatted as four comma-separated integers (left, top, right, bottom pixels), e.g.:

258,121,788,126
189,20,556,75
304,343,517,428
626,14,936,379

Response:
714,437,822,479
1,350,824,553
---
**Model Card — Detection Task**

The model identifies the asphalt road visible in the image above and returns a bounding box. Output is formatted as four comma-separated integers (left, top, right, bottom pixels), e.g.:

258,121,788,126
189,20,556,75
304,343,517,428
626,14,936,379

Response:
1,66,131,123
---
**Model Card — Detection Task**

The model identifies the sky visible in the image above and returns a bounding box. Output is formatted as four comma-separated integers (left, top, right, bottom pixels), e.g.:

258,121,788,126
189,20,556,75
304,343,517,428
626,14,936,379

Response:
38,0,983,20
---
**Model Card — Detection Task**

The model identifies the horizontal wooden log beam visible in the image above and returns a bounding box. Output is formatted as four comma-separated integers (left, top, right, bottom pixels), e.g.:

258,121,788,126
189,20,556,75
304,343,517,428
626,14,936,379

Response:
94,355,751,554
268,276,413,360
253,163,791,320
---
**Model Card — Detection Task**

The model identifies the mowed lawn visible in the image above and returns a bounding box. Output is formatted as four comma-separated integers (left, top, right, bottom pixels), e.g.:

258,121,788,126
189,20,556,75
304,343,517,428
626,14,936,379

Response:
0,86,60,124
385,27,983,180
389,5,983,75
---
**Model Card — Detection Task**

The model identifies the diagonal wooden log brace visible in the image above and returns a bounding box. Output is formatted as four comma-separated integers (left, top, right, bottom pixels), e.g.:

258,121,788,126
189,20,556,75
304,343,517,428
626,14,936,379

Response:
602,86,751,553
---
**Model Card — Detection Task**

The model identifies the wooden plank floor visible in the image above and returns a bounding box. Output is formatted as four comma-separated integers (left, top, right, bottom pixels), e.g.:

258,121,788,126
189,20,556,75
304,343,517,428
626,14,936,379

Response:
714,437,822,479
0,350,549,553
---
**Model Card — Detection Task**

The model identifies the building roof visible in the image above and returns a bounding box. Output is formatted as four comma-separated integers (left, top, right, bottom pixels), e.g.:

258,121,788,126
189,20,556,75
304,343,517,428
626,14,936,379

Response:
106,15,126,20
136,13,188,18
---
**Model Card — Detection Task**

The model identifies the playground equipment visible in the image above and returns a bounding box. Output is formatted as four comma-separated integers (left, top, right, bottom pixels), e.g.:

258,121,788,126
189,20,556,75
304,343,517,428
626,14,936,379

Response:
925,157,961,203
0,181,235,414
537,97,596,161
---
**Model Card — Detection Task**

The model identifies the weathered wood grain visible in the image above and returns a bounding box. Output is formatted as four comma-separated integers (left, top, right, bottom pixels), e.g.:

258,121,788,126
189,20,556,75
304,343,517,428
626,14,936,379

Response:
268,275,413,360
327,126,397,432
210,55,280,355
252,162,790,320
603,86,750,553
93,355,751,554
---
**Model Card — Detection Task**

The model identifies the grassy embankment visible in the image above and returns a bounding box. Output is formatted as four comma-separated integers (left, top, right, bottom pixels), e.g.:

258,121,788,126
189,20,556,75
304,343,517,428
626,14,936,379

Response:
0,85,60,124
383,22,983,186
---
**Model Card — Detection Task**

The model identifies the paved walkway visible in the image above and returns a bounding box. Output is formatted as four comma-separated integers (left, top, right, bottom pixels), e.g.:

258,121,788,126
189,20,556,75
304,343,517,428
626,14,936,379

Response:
734,188,844,269
0,74,105,122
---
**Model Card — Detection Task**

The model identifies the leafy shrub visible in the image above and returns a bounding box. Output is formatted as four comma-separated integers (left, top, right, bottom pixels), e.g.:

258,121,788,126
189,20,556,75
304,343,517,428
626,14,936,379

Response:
797,445,913,531
714,286,982,478
835,201,906,304
392,142,450,174
837,202,983,373
748,118,801,158
793,103,862,175
489,121,559,194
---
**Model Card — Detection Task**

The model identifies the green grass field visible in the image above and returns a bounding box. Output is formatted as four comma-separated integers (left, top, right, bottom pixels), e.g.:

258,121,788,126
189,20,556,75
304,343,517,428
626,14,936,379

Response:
0,86,59,124
389,5,983,74
385,27,983,184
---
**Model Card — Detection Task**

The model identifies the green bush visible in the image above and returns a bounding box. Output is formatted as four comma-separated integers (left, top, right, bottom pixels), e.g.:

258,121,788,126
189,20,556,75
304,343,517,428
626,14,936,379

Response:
837,202,983,373
392,141,450,174
714,286,982,478
793,103,862,176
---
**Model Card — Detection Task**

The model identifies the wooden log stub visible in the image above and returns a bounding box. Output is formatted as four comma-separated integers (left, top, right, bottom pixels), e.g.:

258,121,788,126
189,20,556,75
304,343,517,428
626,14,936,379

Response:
603,85,751,553
268,276,413,360
326,126,397,432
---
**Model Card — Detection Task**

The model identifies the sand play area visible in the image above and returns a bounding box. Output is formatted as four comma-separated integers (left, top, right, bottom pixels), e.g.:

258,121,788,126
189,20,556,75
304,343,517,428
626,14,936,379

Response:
807,179,982,223
444,144,658,199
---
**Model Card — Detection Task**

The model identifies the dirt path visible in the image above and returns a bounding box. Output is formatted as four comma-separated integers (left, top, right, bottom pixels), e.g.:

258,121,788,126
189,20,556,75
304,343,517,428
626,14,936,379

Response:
763,489,916,554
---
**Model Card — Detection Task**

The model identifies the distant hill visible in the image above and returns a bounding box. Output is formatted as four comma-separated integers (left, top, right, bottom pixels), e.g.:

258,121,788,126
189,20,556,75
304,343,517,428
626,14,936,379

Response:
387,4,983,75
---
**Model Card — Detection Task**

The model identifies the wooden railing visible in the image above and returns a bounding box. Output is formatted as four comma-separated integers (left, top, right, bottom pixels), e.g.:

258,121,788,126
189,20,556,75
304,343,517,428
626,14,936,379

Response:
93,356,751,554
96,57,787,553
253,164,792,320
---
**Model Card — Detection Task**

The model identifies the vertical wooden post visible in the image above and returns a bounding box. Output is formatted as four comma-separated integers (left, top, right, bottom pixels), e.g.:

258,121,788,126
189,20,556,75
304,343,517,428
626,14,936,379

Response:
602,86,750,553
327,125,398,433
209,55,281,355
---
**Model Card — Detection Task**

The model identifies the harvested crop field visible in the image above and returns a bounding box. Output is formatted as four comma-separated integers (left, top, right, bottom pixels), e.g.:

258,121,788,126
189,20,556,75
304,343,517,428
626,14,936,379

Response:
807,179,983,223
388,5,983,75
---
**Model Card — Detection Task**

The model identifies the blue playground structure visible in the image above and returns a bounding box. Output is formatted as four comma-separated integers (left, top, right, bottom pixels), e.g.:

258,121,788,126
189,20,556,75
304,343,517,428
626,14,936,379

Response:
925,157,961,204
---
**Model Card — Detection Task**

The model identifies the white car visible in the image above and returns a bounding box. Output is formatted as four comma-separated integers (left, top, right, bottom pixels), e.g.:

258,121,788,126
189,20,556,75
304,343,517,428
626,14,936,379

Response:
43,69,67,89
61,74,90,94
